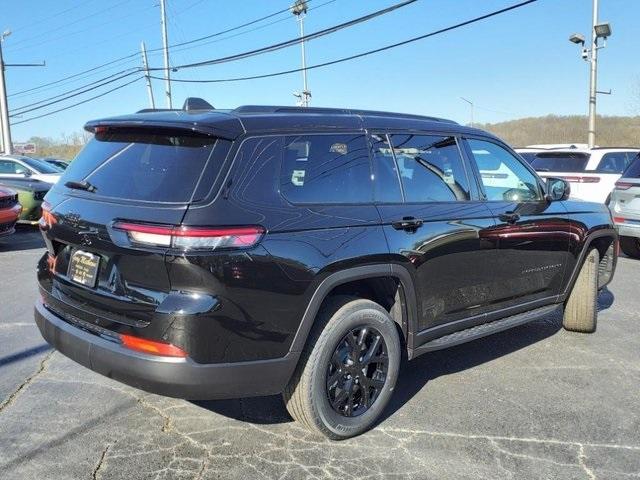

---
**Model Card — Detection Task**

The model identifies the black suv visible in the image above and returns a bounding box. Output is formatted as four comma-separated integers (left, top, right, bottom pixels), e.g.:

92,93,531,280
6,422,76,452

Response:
35,103,617,439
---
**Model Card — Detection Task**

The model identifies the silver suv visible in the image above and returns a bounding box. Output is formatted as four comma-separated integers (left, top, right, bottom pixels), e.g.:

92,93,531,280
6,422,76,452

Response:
609,154,640,258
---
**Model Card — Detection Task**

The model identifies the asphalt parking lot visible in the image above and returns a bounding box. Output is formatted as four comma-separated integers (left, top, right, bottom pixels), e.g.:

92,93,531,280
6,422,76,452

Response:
1,227,638,480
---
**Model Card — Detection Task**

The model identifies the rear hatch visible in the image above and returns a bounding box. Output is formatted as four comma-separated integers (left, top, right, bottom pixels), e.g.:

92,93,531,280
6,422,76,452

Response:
530,152,595,200
39,126,233,336
611,158,640,221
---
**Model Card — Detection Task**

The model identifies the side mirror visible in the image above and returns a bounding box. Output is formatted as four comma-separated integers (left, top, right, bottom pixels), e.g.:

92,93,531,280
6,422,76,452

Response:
22,169,32,178
546,177,570,202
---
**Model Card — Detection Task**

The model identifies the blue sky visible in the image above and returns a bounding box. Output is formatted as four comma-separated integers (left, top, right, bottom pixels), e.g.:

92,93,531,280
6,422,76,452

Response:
2,0,638,141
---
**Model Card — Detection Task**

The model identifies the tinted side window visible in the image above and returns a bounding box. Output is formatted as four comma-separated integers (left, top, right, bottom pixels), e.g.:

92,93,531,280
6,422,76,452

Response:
467,139,542,202
389,134,469,202
370,133,402,203
622,154,640,178
280,134,371,204
0,160,20,174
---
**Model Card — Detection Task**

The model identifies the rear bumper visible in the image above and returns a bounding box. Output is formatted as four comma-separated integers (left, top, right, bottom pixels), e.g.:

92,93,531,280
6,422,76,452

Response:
616,221,640,239
34,300,299,400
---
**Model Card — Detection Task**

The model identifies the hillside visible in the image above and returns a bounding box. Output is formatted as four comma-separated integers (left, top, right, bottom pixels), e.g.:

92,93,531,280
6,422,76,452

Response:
475,115,640,147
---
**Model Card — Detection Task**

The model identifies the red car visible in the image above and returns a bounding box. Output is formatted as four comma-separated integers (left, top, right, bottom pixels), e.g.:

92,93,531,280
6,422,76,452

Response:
0,186,22,237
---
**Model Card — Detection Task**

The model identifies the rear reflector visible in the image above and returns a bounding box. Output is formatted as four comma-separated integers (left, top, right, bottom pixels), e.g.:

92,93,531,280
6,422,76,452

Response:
39,201,57,229
120,334,187,358
615,181,633,190
113,222,265,250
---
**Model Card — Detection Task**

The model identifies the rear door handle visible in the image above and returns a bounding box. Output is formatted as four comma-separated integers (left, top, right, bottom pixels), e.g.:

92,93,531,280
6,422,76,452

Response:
391,216,424,231
499,212,520,224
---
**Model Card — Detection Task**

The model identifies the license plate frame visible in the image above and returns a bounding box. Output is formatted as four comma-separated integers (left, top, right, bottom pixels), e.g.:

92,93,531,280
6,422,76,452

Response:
68,250,100,288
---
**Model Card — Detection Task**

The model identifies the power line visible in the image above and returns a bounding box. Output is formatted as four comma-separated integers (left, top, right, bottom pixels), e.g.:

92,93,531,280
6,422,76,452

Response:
5,0,136,53
11,77,143,126
11,0,538,127
150,0,539,84
8,56,140,98
8,0,373,111
7,1,312,98
167,0,337,57
8,0,100,36
148,0,418,71
10,70,139,116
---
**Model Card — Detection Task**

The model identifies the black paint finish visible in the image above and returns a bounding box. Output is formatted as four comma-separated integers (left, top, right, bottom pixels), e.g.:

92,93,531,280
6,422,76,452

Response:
36,106,617,400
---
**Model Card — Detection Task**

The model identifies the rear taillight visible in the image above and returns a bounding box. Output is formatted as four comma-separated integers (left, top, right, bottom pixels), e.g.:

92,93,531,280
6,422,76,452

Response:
613,216,625,224
112,222,265,250
120,334,187,358
561,176,601,183
615,181,633,190
39,201,57,229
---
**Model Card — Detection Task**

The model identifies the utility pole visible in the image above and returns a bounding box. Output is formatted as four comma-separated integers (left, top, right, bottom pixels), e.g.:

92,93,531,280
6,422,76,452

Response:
0,29,46,154
291,0,311,107
140,41,155,109
587,0,599,149
460,97,474,127
0,32,12,154
160,0,172,108
568,0,612,148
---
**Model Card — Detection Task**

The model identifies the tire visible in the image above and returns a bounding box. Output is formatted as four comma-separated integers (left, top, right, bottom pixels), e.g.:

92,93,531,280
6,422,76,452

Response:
620,236,640,259
563,248,599,333
284,296,401,440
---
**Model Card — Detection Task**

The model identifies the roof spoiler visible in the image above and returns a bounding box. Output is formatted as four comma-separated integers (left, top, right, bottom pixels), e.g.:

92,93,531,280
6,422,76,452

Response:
135,97,215,114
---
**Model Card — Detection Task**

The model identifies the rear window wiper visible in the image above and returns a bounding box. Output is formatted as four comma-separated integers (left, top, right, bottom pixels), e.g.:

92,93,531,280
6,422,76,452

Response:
65,180,97,193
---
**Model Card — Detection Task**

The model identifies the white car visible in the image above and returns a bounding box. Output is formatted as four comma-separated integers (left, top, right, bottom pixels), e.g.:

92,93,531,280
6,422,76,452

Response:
514,147,640,203
0,155,62,185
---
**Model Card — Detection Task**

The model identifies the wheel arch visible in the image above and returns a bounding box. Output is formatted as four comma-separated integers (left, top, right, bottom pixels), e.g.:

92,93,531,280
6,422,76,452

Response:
289,264,418,355
562,228,618,299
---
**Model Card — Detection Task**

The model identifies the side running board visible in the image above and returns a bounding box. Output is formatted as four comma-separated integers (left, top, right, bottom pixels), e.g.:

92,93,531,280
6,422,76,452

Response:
414,304,561,356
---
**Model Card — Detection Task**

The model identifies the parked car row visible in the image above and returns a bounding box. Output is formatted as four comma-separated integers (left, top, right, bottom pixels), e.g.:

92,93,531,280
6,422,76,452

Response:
0,154,67,235
516,145,640,259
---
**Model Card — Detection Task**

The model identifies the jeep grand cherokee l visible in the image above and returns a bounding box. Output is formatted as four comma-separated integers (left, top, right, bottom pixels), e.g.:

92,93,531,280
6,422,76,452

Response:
35,103,617,439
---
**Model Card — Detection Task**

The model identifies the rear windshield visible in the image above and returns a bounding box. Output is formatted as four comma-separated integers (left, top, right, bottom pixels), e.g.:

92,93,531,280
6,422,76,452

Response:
530,152,590,172
517,152,538,164
622,155,640,178
58,130,221,203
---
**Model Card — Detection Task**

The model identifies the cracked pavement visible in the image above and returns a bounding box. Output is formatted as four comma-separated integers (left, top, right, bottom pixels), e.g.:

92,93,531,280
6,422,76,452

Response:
1,228,639,479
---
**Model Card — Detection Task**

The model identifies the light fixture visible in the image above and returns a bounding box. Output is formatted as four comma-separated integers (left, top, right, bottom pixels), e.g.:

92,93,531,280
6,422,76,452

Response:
569,33,585,45
594,22,612,39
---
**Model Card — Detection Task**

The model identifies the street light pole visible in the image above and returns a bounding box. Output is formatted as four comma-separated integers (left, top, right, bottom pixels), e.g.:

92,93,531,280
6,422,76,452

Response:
587,0,599,148
291,0,311,107
160,0,172,108
0,32,13,154
460,97,474,127
569,0,611,149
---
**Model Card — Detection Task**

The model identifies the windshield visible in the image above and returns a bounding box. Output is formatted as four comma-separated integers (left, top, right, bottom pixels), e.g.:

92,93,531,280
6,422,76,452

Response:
21,157,63,174
530,152,590,172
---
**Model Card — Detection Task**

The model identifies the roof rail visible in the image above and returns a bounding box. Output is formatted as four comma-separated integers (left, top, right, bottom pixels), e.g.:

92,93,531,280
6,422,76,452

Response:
590,146,640,150
232,105,458,124
135,108,182,113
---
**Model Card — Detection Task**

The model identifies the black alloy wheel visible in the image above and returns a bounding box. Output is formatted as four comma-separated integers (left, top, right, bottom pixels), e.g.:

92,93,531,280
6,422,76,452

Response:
326,326,388,417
